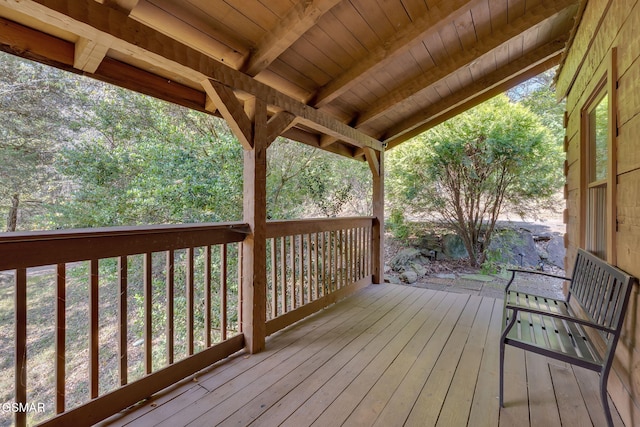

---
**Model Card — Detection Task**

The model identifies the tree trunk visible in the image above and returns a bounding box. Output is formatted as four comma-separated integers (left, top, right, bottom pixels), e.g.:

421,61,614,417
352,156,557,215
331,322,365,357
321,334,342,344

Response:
6,193,19,232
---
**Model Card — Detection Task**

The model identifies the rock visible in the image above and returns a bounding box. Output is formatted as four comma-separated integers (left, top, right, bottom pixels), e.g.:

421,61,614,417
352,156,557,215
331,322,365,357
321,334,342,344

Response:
441,234,469,259
384,274,401,284
400,270,418,284
488,229,539,267
409,261,427,277
389,248,423,272
545,235,566,268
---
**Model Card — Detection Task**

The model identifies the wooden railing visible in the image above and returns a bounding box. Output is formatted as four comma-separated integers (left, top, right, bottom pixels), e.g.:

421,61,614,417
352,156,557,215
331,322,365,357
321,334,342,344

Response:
264,217,374,335
0,223,248,427
0,217,374,426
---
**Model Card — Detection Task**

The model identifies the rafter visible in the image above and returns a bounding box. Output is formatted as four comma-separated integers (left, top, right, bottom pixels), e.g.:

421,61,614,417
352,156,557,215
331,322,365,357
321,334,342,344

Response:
383,38,567,146
7,0,382,152
383,54,562,150
354,0,576,128
312,0,475,108
242,0,341,76
74,37,110,73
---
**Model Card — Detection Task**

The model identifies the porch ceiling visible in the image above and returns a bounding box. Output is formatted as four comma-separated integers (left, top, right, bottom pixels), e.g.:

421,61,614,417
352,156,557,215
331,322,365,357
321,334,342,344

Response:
0,0,579,158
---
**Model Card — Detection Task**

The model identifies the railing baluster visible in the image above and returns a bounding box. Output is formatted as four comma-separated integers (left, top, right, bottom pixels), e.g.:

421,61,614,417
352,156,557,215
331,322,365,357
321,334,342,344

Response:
90,259,99,398
144,253,152,374
205,246,212,348
15,267,27,427
290,235,296,309
314,233,319,300
332,231,337,292
271,238,277,319
280,237,287,314
166,250,174,365
298,235,304,305
348,229,352,285
118,256,128,384
322,232,327,296
221,244,228,341
186,248,194,355
307,234,312,302
56,263,66,413
237,243,243,333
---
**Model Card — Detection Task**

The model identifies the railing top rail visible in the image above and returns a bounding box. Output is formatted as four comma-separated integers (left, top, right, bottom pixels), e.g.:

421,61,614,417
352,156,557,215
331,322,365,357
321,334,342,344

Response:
266,217,374,238
0,222,250,270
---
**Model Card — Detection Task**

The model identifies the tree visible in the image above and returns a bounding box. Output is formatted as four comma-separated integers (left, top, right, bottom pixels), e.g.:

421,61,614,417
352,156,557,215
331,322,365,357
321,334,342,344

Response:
508,68,566,145
55,86,244,227
0,52,85,231
387,95,563,266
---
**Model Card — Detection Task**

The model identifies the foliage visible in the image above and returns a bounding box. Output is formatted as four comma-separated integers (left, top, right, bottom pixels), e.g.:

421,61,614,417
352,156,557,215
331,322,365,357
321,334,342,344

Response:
387,208,410,241
387,94,563,266
53,86,244,227
0,53,87,230
508,69,566,145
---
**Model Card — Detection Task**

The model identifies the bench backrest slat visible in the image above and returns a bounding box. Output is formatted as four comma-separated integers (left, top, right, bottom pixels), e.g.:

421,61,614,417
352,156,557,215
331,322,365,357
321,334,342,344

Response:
568,249,635,343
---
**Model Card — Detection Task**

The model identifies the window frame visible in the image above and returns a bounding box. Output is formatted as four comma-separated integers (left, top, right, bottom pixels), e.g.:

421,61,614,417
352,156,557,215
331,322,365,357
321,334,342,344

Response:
579,47,618,263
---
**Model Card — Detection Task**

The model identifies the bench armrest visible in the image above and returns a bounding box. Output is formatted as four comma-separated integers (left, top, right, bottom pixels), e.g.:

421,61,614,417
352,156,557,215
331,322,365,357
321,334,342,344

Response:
504,303,616,335
504,268,572,293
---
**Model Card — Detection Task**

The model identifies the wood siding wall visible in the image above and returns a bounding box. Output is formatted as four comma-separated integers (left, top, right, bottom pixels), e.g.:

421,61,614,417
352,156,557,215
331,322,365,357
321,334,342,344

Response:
558,1,640,425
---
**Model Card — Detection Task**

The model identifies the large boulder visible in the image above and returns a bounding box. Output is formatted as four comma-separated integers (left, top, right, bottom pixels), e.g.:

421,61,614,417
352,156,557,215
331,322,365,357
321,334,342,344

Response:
488,229,539,267
389,248,423,272
389,248,429,282
441,234,469,259
545,235,566,268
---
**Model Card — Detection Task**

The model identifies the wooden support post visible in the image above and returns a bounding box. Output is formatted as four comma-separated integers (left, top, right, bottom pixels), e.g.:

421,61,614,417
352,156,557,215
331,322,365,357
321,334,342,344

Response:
368,148,385,284
241,97,268,353
207,79,273,354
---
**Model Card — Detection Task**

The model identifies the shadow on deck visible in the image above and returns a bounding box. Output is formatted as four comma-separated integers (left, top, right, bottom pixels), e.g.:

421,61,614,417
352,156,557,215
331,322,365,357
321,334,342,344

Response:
99,284,624,427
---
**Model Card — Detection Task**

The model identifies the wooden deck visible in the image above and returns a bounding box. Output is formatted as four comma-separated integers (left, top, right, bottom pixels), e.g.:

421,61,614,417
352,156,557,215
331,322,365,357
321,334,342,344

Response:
99,284,625,427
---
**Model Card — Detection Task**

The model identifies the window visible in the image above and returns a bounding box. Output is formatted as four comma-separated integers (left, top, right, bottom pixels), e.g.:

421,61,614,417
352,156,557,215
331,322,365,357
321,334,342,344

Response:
585,92,608,259
581,47,617,263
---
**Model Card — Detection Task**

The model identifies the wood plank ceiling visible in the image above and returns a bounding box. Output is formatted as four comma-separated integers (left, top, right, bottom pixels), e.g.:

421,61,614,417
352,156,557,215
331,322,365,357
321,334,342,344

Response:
0,0,579,159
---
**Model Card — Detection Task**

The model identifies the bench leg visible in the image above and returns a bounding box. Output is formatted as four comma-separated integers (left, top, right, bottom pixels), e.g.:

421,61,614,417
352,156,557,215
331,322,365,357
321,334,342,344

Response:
600,370,614,427
499,310,517,408
499,338,505,407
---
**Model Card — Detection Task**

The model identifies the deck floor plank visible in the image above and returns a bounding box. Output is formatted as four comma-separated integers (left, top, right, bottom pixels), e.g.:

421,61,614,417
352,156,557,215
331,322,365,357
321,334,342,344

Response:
548,363,595,427
219,288,440,426
339,291,455,426
525,351,563,427
169,286,422,426
435,296,496,427
371,292,473,426
277,288,440,427
403,295,483,426
98,284,625,427
467,298,504,427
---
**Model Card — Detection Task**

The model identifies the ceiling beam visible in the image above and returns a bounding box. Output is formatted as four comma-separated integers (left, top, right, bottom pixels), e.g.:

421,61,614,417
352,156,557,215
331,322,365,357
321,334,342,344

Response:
241,0,341,77
354,0,576,128
6,0,381,151
312,0,476,108
0,15,209,113
383,54,562,150
383,38,567,145
74,36,110,73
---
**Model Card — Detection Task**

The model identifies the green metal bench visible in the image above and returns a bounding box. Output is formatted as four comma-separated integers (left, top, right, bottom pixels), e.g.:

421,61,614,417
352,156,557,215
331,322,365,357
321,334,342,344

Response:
500,249,636,427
